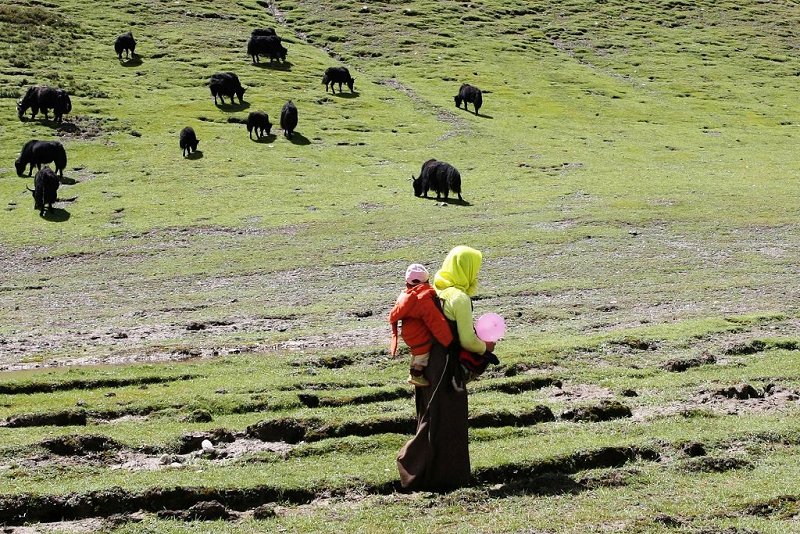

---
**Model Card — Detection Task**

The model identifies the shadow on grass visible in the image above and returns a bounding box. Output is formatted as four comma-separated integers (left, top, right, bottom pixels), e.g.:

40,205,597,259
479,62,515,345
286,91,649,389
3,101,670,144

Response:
120,54,143,67
252,61,293,71
392,473,583,497
331,90,360,99
254,134,277,143
186,150,204,160
285,132,311,145
19,116,68,128
60,177,78,185
455,107,493,119
420,195,472,207
42,208,70,222
215,101,251,112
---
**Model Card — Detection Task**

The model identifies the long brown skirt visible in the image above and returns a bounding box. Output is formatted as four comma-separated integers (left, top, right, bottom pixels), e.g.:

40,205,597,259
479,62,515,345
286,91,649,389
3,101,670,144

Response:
397,341,470,491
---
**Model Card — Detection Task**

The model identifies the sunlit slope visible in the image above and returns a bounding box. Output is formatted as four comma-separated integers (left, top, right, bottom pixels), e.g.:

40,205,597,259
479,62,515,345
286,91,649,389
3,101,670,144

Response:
1,0,798,248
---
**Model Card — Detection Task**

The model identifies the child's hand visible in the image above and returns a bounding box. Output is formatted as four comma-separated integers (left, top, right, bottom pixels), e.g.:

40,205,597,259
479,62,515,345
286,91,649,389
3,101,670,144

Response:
484,341,496,353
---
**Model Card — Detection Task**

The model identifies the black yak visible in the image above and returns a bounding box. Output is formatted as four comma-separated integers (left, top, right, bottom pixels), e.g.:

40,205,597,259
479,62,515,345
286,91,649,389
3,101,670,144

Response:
280,100,298,138
17,86,72,123
454,84,483,115
115,31,136,60
15,140,68,178
209,72,246,105
412,159,463,201
251,28,277,37
247,35,287,64
246,111,272,139
179,127,199,157
322,67,355,94
27,167,60,217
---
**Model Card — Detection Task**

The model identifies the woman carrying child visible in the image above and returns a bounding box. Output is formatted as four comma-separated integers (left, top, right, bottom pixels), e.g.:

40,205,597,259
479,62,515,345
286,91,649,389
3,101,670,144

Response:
397,245,497,491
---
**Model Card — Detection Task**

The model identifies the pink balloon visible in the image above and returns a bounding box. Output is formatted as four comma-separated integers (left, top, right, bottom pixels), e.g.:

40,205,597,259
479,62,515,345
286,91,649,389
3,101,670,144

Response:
475,313,506,342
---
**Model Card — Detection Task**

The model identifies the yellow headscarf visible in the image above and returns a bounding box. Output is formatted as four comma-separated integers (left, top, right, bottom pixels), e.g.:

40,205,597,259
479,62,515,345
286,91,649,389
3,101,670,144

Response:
433,245,483,297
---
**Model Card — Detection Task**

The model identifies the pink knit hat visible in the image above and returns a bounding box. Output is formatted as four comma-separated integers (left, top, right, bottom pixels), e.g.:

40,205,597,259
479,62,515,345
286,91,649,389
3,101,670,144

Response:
405,263,429,284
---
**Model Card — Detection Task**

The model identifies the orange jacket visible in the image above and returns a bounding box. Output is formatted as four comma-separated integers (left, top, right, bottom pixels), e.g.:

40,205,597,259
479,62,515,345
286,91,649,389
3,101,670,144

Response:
388,283,454,356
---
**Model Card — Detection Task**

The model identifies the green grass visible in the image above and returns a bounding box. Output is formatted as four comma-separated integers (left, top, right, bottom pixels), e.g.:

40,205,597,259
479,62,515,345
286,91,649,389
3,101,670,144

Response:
1,0,800,531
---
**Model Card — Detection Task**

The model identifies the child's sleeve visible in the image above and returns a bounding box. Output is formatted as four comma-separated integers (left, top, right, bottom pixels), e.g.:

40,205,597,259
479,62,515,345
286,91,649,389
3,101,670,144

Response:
387,293,405,357
387,292,406,324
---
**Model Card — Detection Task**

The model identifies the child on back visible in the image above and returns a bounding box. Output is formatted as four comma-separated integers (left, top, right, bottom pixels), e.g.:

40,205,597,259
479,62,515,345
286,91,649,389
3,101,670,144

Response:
389,264,454,387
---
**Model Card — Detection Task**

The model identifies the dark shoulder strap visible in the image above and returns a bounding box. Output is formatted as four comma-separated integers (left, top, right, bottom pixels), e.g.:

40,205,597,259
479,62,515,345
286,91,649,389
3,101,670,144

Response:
433,295,444,313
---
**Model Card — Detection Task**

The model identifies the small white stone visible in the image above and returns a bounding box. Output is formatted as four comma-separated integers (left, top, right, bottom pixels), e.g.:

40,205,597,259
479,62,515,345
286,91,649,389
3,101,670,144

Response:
201,439,214,452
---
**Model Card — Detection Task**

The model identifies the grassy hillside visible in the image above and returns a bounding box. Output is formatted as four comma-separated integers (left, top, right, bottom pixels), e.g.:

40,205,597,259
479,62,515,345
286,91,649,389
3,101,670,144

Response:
1,0,799,531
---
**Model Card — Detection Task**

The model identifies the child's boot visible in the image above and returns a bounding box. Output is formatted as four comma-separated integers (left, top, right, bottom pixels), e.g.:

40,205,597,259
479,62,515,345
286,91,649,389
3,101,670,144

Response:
407,368,430,387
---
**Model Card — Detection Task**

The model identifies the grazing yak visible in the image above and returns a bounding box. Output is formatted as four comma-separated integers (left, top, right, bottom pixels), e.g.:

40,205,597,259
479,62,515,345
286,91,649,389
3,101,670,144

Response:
247,35,287,64
280,100,298,138
115,31,136,60
322,67,355,94
454,84,483,115
412,159,463,201
179,127,199,157
17,86,72,123
251,28,277,37
15,140,68,178
246,111,272,139
209,72,246,105
27,167,60,217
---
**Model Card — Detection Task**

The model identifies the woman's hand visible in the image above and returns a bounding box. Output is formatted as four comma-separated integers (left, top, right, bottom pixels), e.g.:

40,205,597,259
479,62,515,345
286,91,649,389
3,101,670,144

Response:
484,341,496,353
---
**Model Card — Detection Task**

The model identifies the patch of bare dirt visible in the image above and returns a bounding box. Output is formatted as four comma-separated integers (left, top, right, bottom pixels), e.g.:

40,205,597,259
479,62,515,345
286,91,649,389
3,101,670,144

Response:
560,400,632,422
632,382,800,422
695,383,800,415
111,437,292,471
4,433,294,474
435,109,471,140
662,352,716,372
272,327,387,354
56,116,108,140
630,401,691,422
378,78,420,102
548,383,616,402
3,516,130,533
